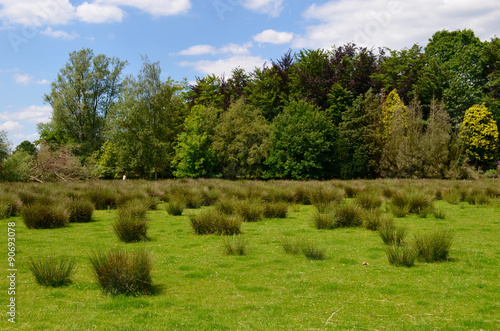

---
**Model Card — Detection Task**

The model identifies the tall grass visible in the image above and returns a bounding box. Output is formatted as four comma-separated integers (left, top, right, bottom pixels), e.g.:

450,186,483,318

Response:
66,199,94,223
414,230,453,262
385,245,417,267
223,235,248,256
89,250,153,296
28,256,76,287
189,209,242,235
113,200,149,243
21,203,69,229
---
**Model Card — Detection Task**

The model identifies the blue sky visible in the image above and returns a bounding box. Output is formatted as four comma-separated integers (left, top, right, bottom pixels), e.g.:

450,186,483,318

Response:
1,0,499,148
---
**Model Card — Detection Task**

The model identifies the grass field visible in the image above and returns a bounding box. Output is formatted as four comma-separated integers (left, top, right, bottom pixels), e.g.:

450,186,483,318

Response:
1,179,499,330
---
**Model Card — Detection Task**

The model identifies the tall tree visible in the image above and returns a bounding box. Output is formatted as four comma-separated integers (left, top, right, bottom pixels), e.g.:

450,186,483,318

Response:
0,130,9,164
107,57,185,179
43,48,126,155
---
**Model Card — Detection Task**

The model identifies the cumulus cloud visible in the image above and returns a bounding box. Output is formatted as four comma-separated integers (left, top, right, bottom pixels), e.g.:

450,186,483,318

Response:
41,27,78,40
0,105,52,123
0,120,24,132
13,73,33,85
36,79,50,85
0,0,76,26
179,43,252,56
242,0,283,17
76,2,124,23
96,0,192,16
294,0,500,50
254,29,293,44
179,55,265,77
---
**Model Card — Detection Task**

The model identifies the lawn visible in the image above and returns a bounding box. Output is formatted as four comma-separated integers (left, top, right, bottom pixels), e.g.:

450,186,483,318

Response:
1,179,499,330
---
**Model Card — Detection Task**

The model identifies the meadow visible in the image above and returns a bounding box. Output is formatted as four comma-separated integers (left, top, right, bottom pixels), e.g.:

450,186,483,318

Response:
0,179,499,330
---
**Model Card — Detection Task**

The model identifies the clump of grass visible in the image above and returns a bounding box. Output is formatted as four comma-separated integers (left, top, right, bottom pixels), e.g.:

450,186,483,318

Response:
21,203,69,229
87,187,117,210
363,210,393,231
0,193,22,218
333,203,363,228
343,184,362,198
385,245,417,267
308,185,344,206
235,200,264,222
113,200,149,243
300,240,326,260
442,188,462,205
313,211,337,229
433,208,446,219
166,199,186,216
28,256,76,287
378,219,407,246
215,198,238,215
189,209,242,235
117,199,149,219
354,190,382,210
465,192,490,205
223,235,248,255
89,250,153,296
414,230,453,262
390,189,434,216
281,236,300,255
66,199,94,223
263,202,288,218
17,190,38,206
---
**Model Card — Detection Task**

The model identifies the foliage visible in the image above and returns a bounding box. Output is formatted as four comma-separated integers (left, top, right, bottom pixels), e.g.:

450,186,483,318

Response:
263,202,288,218
14,140,37,155
333,203,364,228
265,99,339,179
28,256,76,287
89,250,153,296
166,199,185,216
299,240,327,260
0,150,33,181
459,103,499,169
235,200,264,222
0,130,9,164
212,99,270,179
113,200,149,242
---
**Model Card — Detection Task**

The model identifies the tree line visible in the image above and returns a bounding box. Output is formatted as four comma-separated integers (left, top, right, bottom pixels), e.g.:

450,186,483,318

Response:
1,28,499,181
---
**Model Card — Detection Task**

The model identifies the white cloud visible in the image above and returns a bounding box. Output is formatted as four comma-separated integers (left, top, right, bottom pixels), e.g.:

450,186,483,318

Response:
76,2,124,23
242,0,283,17
36,79,50,85
12,132,39,141
0,105,52,123
179,43,252,56
41,27,78,40
0,120,24,132
254,29,293,44
0,0,76,26
96,0,192,16
14,73,33,85
179,55,265,77
295,0,500,50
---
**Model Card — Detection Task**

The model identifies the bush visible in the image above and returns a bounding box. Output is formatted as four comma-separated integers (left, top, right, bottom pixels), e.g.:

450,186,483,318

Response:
28,256,76,287
215,198,238,215
263,202,288,218
300,240,326,260
117,199,149,220
0,193,22,218
363,210,393,231
87,187,117,210
21,203,69,229
66,199,94,223
465,192,490,205
89,250,153,296
414,230,453,262
281,236,300,255
354,190,382,210
223,235,248,255
378,219,407,246
390,189,434,216
166,199,186,216
113,215,148,243
313,211,337,229
442,188,462,204
343,184,362,198
189,209,242,235
334,203,363,228
385,245,417,267
235,200,264,222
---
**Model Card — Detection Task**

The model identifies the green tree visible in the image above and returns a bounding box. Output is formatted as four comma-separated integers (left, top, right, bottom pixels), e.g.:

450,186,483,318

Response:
0,130,9,164
483,37,500,129
459,103,499,169
14,140,37,155
173,105,219,178
107,57,185,179
265,99,339,179
43,48,126,155
0,151,33,181
90,141,119,179
212,99,270,179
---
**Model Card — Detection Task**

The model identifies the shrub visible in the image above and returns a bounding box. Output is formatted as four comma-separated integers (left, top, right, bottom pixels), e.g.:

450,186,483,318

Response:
343,184,362,198
465,192,490,205
17,190,38,206
66,199,94,223
223,235,248,255
166,199,186,216
389,203,410,217
215,198,238,215
414,230,453,262
87,187,117,210
89,250,153,296
0,193,22,218
189,209,242,235
354,190,382,210
313,211,337,229
113,215,148,243
300,240,326,260
385,245,417,267
21,203,69,229
334,203,363,228
263,202,288,218
281,236,300,255
117,199,149,219
235,200,264,222
363,210,393,231
378,219,407,246
28,256,76,287
390,189,434,215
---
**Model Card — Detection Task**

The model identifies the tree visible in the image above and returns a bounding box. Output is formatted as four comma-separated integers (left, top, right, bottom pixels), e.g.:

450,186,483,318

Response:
173,105,219,178
265,99,339,179
0,151,32,181
212,99,270,179
43,48,126,156
483,37,500,129
90,141,119,179
459,103,499,169
381,89,407,142
0,130,9,164
14,140,37,155
107,57,185,179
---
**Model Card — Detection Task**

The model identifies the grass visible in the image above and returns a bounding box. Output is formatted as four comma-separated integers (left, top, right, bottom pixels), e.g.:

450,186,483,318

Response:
414,229,454,262
28,256,76,287
1,179,499,330
20,203,69,229
222,235,248,256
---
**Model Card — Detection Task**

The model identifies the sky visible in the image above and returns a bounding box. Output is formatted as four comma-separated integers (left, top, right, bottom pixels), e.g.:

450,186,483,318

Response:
0,0,499,149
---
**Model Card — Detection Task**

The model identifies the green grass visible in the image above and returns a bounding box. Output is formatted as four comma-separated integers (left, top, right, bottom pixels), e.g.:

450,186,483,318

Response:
0,179,499,330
